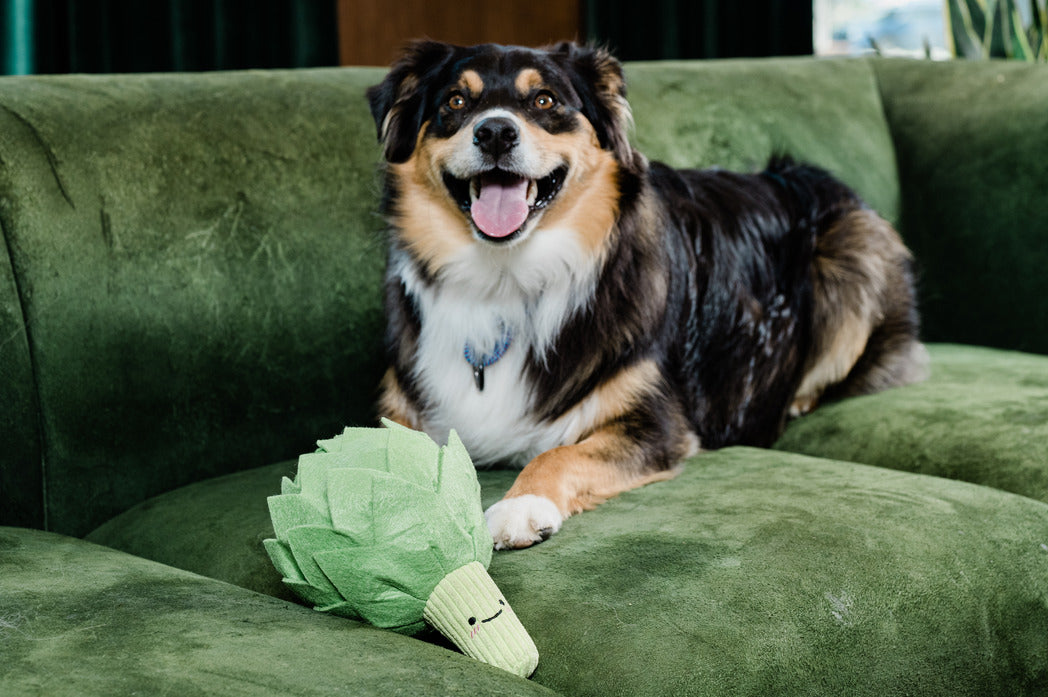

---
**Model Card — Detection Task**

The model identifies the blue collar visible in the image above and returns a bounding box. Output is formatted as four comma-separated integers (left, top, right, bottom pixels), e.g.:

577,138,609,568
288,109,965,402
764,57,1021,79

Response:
463,322,513,391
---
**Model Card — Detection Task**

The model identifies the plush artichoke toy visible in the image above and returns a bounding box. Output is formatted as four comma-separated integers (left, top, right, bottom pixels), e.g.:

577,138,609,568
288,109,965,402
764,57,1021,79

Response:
264,419,539,678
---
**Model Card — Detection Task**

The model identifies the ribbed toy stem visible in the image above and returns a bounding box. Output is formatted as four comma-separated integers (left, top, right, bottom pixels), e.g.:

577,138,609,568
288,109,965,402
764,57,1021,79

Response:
423,561,539,678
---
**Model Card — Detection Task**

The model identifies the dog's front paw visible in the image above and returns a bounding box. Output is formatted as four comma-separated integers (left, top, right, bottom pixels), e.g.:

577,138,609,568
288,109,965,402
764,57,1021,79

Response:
484,495,564,550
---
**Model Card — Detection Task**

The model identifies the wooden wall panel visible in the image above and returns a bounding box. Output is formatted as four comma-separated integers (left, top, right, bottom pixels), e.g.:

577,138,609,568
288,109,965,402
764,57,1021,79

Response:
338,0,583,66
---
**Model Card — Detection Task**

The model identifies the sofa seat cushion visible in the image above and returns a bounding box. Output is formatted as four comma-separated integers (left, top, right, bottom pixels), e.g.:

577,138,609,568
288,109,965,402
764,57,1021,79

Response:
0,527,559,697
87,460,297,602
88,446,1048,696
775,343,1048,504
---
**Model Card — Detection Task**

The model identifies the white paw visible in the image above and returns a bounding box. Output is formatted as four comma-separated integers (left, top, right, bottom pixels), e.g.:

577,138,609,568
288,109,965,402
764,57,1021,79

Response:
484,495,564,550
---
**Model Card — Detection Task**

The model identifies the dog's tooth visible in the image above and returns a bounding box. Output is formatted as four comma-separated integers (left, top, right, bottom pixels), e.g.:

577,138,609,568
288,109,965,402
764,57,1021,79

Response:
526,180,538,206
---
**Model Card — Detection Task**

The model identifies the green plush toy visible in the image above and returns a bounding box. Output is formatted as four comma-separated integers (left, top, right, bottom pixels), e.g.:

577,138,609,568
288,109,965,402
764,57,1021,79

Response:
263,419,539,678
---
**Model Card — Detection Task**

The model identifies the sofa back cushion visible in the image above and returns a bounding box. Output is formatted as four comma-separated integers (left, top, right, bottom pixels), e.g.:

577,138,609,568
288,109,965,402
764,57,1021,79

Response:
874,59,1048,355
0,222,41,528
625,58,900,224
0,68,389,536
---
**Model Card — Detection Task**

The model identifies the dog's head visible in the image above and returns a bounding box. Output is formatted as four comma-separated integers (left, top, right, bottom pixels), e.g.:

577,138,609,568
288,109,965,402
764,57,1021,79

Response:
367,41,637,269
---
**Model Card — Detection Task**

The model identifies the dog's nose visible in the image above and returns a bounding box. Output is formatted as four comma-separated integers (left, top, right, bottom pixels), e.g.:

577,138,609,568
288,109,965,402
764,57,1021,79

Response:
473,117,519,159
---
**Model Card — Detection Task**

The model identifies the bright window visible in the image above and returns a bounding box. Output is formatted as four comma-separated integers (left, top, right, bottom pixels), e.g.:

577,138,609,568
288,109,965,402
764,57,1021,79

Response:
814,0,950,57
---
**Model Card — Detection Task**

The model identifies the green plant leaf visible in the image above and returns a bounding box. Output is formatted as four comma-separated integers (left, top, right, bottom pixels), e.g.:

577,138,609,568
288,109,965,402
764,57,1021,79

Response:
1032,0,1048,59
988,0,1009,57
948,0,989,58
1012,5,1036,58
968,0,990,38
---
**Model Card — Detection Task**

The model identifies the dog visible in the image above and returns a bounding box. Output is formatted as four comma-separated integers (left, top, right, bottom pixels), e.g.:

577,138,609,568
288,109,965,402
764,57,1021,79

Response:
366,41,928,550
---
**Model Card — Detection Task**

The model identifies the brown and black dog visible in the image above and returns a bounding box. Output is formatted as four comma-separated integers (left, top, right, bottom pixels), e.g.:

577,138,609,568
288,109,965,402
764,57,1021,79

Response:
367,41,927,549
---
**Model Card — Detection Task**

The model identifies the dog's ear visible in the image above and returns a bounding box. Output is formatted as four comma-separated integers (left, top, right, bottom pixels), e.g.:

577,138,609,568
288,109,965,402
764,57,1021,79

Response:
549,43,636,169
367,41,455,163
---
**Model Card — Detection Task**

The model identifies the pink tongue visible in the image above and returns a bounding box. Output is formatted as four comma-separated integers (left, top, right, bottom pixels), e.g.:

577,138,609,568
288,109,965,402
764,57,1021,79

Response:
471,174,530,238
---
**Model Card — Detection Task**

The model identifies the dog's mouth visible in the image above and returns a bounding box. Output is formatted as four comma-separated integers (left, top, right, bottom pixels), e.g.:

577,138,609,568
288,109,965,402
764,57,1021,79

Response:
443,166,568,243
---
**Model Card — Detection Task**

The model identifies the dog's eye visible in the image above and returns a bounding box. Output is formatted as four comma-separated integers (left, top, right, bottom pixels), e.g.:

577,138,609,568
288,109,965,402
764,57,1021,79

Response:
533,91,556,110
447,92,467,110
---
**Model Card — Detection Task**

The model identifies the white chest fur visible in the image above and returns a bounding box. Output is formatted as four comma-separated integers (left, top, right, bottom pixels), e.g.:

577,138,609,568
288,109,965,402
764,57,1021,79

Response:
393,227,601,466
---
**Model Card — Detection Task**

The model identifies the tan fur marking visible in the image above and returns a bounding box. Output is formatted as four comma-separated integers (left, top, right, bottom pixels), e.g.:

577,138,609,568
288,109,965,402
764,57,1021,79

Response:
459,70,484,97
792,208,912,412
504,360,698,518
514,68,544,96
377,368,422,430
792,312,870,414
389,120,475,275
504,428,683,516
555,360,662,443
521,114,621,256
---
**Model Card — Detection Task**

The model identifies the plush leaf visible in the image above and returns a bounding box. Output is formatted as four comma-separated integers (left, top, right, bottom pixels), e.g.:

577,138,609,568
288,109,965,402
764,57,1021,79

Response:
313,599,363,620
292,454,335,513
279,475,300,495
439,431,493,566
262,537,303,582
317,426,387,455
263,422,535,675
267,493,329,541
380,418,442,488
284,525,356,597
326,468,474,574
282,578,344,610
314,544,442,631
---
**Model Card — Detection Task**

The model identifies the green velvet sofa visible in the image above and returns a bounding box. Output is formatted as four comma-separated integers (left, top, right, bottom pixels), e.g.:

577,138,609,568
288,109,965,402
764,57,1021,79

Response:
2,56,1047,696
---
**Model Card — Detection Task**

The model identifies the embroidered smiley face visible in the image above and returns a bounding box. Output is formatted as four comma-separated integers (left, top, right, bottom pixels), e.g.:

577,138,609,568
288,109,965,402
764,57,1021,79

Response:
467,598,506,638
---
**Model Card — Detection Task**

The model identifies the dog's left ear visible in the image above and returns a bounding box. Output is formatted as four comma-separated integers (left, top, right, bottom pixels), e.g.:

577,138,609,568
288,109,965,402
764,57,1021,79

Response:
549,43,636,169
367,41,456,163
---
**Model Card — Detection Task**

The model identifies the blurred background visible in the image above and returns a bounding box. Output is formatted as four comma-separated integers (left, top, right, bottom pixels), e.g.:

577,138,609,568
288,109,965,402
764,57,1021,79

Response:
0,0,1001,75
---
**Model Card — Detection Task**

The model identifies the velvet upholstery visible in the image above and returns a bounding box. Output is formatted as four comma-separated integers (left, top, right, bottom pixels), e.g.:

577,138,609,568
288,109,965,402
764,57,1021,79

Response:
85,442,1048,696
873,59,1048,355
0,68,388,536
0,230,41,528
777,344,1048,504
3,56,1048,696
626,58,900,224
0,527,558,697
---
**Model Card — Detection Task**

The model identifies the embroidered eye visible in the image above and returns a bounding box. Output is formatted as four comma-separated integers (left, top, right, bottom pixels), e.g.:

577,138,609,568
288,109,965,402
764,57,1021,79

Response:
533,91,556,110
447,92,467,110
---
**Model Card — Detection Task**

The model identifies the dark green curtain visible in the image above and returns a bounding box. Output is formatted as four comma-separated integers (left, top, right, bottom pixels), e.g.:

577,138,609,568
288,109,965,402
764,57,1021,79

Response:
3,0,810,75
2,0,338,75
586,0,813,60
